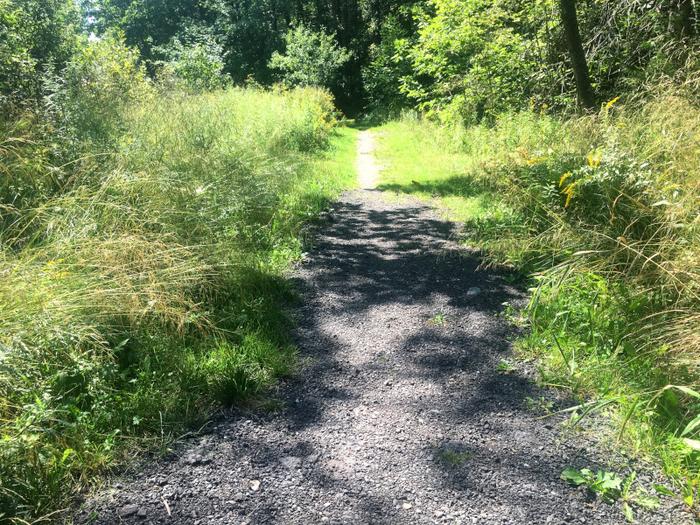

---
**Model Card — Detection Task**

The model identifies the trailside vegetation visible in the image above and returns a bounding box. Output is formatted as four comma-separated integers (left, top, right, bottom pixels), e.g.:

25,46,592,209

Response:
1,0,699,521
0,27,355,523
365,0,700,513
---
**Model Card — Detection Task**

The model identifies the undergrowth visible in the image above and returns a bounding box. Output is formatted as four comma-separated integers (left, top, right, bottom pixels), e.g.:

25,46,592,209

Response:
377,84,700,512
0,37,356,523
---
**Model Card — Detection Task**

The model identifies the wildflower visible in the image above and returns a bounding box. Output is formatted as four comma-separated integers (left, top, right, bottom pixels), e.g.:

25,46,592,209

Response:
559,172,572,187
586,149,602,168
604,96,620,111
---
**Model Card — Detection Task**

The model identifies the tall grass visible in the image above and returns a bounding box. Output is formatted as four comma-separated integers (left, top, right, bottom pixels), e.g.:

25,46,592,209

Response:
379,85,700,508
0,84,354,523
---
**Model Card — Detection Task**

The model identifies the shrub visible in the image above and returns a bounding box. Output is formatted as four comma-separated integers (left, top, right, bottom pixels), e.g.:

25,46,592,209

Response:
0,0,80,108
157,38,230,92
269,25,351,91
51,32,153,148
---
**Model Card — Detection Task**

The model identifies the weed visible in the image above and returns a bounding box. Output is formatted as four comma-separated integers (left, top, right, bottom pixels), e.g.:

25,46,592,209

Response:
525,396,554,414
496,359,515,374
429,313,447,326
562,468,660,522
438,448,473,466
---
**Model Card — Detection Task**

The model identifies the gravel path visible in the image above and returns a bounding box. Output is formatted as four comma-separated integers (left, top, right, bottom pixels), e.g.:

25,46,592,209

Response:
75,136,690,525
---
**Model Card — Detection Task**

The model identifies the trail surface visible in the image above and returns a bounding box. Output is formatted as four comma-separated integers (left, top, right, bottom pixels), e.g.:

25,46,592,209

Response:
76,132,689,525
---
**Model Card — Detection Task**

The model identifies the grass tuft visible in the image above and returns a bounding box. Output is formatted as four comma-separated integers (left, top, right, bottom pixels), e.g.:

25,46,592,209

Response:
0,87,357,523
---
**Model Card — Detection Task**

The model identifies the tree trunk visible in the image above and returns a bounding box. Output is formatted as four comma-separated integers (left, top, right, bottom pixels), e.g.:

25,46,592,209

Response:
559,0,596,110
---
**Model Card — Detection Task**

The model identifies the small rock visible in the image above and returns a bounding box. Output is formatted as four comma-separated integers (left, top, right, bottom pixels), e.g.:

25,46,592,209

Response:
466,287,481,297
281,456,302,469
402,502,413,510
184,453,212,466
249,479,261,491
117,504,139,518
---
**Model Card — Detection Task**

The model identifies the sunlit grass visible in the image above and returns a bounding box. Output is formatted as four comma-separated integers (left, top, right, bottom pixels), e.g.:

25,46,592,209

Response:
374,89,700,510
0,87,356,522
374,119,497,222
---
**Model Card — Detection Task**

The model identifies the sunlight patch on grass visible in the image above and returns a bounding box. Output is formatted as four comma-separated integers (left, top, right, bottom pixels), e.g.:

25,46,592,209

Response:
373,120,494,222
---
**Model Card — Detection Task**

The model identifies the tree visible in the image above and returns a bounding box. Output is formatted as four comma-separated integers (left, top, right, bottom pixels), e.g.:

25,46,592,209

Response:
0,0,81,106
156,35,230,92
559,0,595,110
268,25,351,90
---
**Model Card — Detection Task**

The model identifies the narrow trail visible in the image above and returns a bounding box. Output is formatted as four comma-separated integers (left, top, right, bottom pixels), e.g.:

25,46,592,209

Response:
356,130,380,189
77,132,689,524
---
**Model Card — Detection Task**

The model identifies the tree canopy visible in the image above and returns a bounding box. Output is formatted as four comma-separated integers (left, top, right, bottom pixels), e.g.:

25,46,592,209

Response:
2,0,698,118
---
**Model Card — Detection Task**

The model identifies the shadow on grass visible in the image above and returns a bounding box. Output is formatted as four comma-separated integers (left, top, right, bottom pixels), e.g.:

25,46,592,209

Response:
377,174,492,200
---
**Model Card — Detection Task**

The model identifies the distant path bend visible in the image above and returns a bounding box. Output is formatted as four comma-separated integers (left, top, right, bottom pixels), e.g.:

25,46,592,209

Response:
76,133,691,525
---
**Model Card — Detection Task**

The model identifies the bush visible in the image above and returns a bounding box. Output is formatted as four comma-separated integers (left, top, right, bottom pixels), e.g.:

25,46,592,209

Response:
0,0,80,108
51,32,153,148
157,37,230,92
269,25,351,91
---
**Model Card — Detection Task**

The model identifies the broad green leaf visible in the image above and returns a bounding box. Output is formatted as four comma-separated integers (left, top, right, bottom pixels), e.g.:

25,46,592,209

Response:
600,473,623,491
682,438,700,451
665,385,700,399
561,467,586,485
634,494,660,510
61,448,75,464
653,484,675,497
681,413,700,437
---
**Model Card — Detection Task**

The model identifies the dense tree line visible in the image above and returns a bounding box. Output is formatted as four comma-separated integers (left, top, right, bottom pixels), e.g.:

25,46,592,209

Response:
2,0,699,118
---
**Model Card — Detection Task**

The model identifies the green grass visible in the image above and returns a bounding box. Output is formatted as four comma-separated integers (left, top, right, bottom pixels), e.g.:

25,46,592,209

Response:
373,92,700,511
374,119,497,222
0,87,357,523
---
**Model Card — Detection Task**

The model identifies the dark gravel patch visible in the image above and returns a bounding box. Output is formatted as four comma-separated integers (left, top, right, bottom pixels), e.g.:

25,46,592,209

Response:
74,190,690,524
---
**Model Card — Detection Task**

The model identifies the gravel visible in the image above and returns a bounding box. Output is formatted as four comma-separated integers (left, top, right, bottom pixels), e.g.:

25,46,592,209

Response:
74,190,691,524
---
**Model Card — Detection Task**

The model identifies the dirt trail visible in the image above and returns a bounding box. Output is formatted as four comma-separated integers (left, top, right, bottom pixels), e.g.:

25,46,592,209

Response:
356,130,380,189
76,135,690,524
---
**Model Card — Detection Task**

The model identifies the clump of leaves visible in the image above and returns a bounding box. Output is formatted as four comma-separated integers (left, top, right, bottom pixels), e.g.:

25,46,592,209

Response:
525,396,554,414
438,448,472,466
496,359,515,374
562,468,660,522
269,24,351,90
429,313,447,326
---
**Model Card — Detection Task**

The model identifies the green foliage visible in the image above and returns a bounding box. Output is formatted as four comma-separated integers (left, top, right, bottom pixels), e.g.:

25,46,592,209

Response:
269,25,351,91
91,0,409,113
369,0,700,121
0,82,353,522
156,35,230,93
496,359,515,374
0,0,81,107
437,448,472,466
362,6,418,116
562,468,660,521
375,86,700,509
397,0,537,123
53,32,152,147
